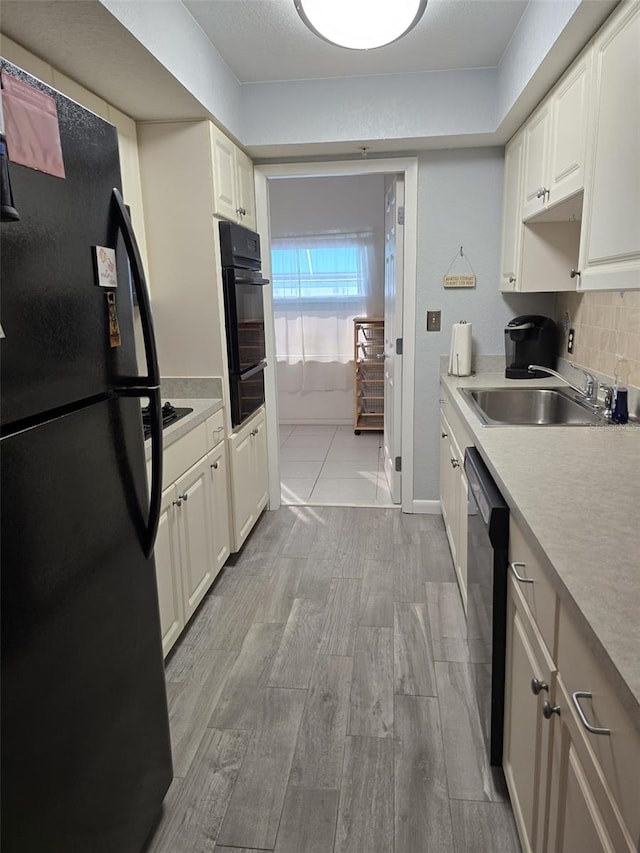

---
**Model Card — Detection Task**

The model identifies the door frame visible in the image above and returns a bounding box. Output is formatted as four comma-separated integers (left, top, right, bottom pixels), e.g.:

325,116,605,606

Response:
254,157,418,514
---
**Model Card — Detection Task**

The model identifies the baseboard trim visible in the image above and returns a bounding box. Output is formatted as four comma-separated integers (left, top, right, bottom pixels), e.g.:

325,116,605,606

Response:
411,500,442,515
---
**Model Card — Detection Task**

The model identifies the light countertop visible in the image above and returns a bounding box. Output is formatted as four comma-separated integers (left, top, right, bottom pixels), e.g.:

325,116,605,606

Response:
441,372,640,730
144,397,223,460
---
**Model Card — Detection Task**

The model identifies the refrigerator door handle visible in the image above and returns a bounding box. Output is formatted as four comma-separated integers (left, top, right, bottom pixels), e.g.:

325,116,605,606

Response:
144,386,163,558
111,188,161,389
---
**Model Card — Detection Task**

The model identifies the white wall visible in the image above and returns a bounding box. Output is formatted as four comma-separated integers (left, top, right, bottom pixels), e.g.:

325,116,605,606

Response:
269,174,386,423
412,148,555,500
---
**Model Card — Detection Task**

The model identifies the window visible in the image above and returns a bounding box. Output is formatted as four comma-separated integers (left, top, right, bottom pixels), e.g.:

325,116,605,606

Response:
271,233,373,302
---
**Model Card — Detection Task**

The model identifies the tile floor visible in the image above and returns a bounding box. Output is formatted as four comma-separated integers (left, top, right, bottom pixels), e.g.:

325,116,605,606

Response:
143,506,522,853
279,424,393,507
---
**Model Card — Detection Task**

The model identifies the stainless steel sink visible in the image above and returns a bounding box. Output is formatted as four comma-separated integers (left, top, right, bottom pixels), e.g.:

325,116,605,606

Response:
460,387,605,426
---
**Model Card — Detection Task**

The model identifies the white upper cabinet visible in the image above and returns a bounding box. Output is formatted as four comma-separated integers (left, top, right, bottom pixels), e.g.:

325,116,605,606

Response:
500,129,525,291
210,124,257,231
578,1,640,291
522,46,592,221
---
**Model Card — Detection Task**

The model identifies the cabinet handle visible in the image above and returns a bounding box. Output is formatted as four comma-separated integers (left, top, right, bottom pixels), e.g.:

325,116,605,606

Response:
571,692,611,736
179,492,188,502
236,207,246,216
441,431,448,438
508,275,516,284
450,457,459,468
509,561,534,584
536,186,550,200
531,678,549,695
570,268,581,279
251,427,259,437
542,699,561,719
173,497,182,508
210,461,219,469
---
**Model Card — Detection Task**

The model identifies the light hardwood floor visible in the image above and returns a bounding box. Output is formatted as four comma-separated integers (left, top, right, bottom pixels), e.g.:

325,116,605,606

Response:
143,506,521,853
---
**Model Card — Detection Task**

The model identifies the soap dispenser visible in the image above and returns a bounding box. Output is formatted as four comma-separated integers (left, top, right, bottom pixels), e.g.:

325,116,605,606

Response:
612,355,629,424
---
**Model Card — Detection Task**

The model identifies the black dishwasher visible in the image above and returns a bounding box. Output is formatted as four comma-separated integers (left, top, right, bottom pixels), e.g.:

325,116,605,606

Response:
464,447,509,766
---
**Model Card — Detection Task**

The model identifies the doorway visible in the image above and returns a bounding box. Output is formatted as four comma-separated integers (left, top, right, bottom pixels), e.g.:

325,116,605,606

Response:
254,158,418,514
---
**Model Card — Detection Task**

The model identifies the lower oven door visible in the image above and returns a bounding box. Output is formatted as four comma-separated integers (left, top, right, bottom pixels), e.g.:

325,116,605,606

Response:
464,447,509,767
230,362,266,428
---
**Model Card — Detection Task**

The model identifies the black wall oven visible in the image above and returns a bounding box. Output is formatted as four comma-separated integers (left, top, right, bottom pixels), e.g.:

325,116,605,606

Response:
219,222,268,427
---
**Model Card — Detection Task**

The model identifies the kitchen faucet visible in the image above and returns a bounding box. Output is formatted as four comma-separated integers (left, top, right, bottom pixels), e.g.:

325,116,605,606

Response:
528,362,599,406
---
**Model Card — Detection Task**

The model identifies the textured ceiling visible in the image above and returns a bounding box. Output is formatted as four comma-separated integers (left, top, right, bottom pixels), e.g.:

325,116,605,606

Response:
183,0,529,83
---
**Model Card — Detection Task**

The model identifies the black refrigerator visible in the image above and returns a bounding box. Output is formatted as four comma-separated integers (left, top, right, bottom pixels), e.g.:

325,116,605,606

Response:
0,61,172,853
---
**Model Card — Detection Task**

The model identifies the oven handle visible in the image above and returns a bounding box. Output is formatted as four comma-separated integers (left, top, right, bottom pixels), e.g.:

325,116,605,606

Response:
232,272,270,286
237,360,267,381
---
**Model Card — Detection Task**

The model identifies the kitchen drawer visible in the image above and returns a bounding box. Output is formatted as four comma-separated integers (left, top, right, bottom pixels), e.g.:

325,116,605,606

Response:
161,421,208,490
557,602,640,843
205,408,225,450
508,515,558,661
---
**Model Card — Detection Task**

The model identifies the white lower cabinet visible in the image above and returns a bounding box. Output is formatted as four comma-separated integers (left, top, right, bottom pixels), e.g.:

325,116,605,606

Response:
155,486,184,657
439,403,471,611
175,456,214,625
504,516,639,853
228,407,268,551
150,410,231,657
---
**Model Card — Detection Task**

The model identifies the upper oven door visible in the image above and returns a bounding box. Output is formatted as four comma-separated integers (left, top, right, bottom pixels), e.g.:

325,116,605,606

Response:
223,270,268,374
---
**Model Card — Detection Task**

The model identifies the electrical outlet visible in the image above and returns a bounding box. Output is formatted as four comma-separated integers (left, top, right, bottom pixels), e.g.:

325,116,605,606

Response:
426,310,441,332
567,328,575,354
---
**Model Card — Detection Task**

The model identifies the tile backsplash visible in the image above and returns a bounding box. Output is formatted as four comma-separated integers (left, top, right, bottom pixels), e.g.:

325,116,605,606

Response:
555,290,640,388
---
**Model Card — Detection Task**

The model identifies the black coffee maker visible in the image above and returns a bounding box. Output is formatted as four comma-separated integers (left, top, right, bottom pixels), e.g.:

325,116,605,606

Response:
505,315,557,379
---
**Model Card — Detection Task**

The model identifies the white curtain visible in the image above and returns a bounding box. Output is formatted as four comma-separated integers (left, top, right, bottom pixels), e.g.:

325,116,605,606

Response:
272,231,380,394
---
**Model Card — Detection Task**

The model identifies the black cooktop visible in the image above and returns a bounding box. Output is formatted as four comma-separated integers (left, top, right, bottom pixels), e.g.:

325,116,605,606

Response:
141,401,194,440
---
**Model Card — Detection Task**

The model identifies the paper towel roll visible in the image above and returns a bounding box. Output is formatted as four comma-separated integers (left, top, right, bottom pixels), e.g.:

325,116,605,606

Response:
448,322,472,376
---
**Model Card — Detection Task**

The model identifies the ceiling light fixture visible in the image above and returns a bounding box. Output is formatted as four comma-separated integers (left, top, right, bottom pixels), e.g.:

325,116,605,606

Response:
294,0,427,51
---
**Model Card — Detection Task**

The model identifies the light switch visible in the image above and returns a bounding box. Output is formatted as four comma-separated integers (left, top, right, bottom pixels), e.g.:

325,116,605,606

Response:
426,310,441,332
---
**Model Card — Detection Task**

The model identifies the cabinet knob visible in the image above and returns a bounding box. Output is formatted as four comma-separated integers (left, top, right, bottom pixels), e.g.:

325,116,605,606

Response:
570,268,581,279
210,461,219,469
536,186,550,200
450,457,459,468
179,492,188,502
441,431,448,438
508,275,516,284
531,677,549,696
509,561,534,584
542,700,561,719
173,498,182,508
236,207,247,217
251,427,259,437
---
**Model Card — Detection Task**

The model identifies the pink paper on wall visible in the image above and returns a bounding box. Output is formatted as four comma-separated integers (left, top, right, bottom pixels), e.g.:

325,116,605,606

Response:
2,72,65,178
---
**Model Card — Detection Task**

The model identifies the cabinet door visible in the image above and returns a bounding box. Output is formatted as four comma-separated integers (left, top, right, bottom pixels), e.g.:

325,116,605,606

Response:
229,420,255,548
546,677,635,853
503,580,555,853
235,146,256,230
500,130,525,291
154,485,184,657
175,457,214,624
522,102,551,220
206,443,231,576
251,411,269,519
579,3,640,290
548,48,591,207
210,124,238,222
439,412,458,566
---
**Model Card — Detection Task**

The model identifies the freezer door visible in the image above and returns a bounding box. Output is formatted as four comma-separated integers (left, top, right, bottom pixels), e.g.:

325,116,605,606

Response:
1,396,172,853
0,62,139,429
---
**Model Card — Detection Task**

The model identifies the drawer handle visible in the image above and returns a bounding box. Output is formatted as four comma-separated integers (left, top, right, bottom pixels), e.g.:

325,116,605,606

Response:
173,498,182,508
450,457,459,468
215,426,224,434
509,561,534,584
531,678,548,695
572,692,611,736
179,492,188,502
210,461,219,470
542,699,560,719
